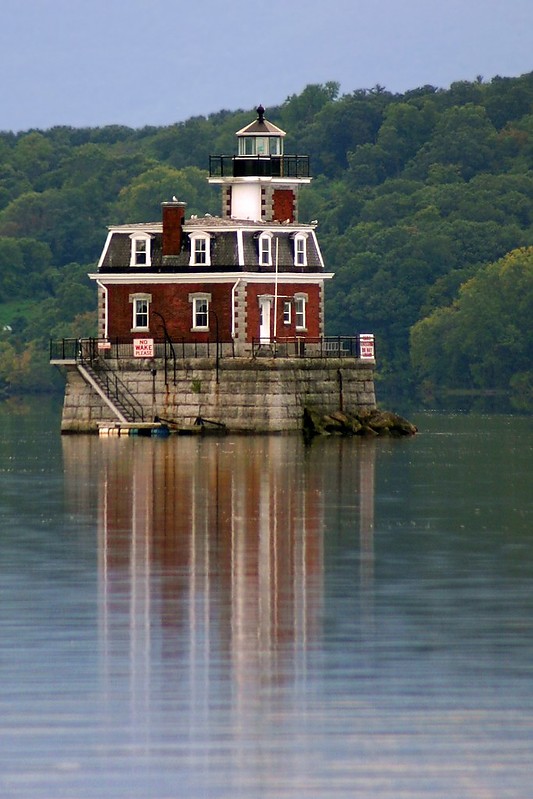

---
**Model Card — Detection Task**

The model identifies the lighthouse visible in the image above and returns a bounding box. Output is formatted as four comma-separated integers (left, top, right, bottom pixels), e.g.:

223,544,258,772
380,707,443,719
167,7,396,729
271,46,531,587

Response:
210,103,309,224
52,106,376,433
89,106,332,351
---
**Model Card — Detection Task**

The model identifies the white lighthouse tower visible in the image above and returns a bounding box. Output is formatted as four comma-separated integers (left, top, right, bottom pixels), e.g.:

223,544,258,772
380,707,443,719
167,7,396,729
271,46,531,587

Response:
208,104,311,223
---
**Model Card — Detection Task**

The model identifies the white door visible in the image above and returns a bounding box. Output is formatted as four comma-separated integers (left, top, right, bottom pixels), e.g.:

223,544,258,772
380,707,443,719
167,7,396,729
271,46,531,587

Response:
259,298,271,343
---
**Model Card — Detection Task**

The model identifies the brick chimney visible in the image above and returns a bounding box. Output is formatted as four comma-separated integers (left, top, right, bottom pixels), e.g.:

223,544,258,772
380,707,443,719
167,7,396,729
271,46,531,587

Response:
162,201,186,256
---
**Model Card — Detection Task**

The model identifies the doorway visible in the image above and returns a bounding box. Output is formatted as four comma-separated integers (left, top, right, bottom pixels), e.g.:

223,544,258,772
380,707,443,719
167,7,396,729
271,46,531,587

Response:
259,298,272,343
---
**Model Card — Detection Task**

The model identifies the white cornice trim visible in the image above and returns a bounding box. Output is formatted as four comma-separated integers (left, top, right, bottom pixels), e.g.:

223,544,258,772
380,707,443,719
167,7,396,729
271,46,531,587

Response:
97,230,114,269
208,177,312,186
310,230,325,270
89,272,334,285
237,229,245,267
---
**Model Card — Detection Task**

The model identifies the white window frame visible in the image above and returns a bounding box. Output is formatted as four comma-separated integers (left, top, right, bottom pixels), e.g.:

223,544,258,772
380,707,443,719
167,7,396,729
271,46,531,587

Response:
189,232,211,266
283,301,292,325
258,231,273,266
294,293,308,331
238,136,282,156
189,292,212,331
129,292,152,331
294,232,308,267
239,137,255,155
269,137,281,155
129,233,152,267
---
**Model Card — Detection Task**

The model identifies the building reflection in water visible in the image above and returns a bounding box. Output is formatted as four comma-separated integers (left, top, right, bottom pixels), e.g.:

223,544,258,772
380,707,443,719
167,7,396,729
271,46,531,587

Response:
62,433,375,754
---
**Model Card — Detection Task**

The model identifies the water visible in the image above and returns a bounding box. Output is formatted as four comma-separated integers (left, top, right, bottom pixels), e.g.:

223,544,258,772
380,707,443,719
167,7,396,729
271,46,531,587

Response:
1,398,532,799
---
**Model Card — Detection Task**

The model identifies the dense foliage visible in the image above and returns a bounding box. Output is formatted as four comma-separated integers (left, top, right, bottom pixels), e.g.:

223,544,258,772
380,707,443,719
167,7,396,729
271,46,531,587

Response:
0,72,532,406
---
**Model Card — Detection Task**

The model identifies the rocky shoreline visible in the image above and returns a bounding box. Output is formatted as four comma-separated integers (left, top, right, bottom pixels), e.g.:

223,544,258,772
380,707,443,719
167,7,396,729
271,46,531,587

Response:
303,407,418,437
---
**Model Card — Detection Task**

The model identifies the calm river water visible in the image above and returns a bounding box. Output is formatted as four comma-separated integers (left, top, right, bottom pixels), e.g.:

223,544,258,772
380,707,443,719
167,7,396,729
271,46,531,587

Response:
1,398,532,799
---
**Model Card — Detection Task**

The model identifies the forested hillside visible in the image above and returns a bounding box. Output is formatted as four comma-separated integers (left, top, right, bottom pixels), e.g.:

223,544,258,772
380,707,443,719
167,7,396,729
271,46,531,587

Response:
1,73,532,406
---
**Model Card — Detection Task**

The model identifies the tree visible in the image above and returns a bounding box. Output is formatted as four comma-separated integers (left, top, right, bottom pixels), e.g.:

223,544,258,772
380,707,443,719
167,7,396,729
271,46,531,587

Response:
411,247,533,398
406,104,498,180
114,165,215,222
280,82,340,130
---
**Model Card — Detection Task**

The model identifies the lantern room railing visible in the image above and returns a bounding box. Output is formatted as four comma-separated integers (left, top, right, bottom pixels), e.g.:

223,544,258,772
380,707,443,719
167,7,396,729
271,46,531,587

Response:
209,155,310,179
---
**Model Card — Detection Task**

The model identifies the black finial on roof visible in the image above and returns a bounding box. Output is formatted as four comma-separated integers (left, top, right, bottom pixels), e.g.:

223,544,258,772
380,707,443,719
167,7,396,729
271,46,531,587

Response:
257,104,265,122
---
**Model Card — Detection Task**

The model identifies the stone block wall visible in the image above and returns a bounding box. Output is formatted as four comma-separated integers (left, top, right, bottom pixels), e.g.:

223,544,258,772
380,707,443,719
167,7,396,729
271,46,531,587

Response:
60,357,376,433
61,367,117,432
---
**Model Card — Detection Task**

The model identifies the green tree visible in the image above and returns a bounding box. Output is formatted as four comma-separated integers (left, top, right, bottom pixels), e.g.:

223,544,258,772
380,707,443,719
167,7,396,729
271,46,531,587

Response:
411,247,533,397
114,165,215,221
407,104,498,180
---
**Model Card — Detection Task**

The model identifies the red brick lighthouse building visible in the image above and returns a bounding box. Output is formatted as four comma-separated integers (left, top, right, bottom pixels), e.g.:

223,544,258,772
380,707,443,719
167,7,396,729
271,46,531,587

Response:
91,106,333,352
53,107,376,433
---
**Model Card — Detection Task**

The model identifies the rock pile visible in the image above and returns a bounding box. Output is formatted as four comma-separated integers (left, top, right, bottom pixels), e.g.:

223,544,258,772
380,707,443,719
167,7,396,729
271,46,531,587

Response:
303,407,417,437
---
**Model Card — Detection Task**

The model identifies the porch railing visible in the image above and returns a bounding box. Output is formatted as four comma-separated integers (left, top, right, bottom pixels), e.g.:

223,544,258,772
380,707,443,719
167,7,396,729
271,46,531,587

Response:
50,335,375,364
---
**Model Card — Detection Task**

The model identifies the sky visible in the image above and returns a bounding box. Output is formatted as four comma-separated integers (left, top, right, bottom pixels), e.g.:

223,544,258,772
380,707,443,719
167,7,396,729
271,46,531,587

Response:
0,0,531,132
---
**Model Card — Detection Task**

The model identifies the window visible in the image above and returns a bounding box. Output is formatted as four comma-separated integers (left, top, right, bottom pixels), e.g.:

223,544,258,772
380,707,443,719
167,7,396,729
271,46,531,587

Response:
195,238,206,264
269,137,281,155
283,301,292,325
294,294,308,330
129,234,152,267
294,233,308,267
258,232,273,266
240,137,255,155
189,292,211,330
194,298,208,328
129,293,152,331
238,136,282,156
189,233,211,266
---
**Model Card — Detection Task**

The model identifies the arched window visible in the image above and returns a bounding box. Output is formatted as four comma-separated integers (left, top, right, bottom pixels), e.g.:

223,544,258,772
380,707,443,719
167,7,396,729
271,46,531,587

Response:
258,231,273,266
293,232,308,267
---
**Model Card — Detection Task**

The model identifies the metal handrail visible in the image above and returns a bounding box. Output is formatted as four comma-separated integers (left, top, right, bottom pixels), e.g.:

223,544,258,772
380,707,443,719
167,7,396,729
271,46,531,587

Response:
77,340,145,422
50,335,374,364
152,311,177,386
251,335,373,359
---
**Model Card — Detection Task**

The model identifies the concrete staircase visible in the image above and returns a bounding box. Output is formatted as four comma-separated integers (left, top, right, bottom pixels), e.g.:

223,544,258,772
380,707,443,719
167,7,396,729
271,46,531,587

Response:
78,360,145,423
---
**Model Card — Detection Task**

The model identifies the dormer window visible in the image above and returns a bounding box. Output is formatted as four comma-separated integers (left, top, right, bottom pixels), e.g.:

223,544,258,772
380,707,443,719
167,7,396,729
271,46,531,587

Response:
195,238,207,264
258,232,273,266
294,232,308,267
189,232,211,266
130,233,152,267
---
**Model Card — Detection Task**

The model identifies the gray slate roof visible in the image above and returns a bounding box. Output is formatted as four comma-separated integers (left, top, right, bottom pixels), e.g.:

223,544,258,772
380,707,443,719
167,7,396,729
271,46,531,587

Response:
98,217,324,274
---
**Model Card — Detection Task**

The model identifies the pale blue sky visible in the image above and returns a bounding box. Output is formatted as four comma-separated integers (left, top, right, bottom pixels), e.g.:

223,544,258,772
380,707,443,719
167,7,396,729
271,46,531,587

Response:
1,0,531,132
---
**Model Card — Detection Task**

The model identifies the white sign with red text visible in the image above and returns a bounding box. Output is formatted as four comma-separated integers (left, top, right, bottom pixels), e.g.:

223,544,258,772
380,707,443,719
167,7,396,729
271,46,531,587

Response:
133,338,154,358
359,334,375,360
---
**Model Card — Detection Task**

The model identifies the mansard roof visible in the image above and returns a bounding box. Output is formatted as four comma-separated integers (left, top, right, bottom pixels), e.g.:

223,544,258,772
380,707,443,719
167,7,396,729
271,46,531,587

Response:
98,217,324,273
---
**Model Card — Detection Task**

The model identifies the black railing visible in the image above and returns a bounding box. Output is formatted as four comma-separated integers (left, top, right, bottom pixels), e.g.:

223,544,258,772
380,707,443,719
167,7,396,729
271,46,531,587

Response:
209,155,310,179
50,338,80,361
251,336,374,359
50,336,374,363
82,358,145,423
